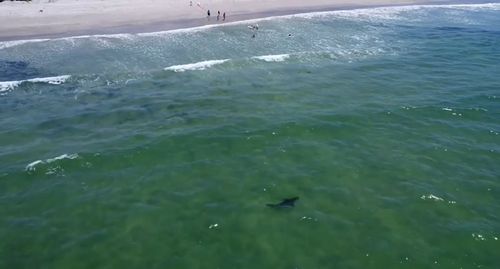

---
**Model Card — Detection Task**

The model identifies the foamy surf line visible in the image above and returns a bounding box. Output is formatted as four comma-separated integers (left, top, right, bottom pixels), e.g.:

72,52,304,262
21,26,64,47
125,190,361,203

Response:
0,38,51,50
0,75,71,93
164,59,229,72
1,3,498,48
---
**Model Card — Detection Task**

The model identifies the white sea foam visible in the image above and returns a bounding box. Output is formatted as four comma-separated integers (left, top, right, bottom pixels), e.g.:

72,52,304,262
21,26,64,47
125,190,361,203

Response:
0,75,71,94
472,233,486,241
0,81,22,93
420,194,458,204
46,153,79,163
139,24,223,37
73,33,134,40
25,153,79,172
164,59,229,72
29,75,71,85
420,194,444,201
25,160,44,172
252,54,290,62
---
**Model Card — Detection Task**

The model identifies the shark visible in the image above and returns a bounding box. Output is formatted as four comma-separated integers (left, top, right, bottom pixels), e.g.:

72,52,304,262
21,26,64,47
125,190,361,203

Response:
266,197,299,208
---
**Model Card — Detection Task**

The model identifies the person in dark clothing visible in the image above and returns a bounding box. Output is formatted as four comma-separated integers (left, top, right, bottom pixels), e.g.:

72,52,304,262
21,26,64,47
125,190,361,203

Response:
223,12,226,21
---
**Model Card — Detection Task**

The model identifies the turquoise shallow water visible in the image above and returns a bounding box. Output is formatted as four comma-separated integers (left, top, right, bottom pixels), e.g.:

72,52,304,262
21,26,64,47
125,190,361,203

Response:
1,3,500,268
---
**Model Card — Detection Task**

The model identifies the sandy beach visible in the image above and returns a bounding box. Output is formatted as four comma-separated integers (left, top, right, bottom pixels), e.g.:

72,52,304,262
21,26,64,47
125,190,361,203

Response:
0,0,455,41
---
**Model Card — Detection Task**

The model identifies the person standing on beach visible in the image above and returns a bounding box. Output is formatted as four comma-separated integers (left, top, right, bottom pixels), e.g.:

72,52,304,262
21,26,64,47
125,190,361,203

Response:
207,9,210,19
223,12,226,21
217,10,220,21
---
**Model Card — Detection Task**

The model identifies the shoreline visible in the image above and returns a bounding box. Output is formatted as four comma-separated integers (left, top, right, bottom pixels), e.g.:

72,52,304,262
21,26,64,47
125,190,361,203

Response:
0,0,492,42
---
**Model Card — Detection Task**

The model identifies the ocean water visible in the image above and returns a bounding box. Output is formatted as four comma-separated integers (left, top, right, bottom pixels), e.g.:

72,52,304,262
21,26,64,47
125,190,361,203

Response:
1,3,500,268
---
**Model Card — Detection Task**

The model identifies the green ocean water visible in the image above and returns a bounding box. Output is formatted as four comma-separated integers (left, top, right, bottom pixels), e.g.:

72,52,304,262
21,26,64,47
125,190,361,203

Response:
1,3,500,268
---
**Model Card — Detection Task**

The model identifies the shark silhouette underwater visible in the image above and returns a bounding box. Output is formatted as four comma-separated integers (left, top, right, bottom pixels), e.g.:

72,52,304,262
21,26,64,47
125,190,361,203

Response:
266,197,299,208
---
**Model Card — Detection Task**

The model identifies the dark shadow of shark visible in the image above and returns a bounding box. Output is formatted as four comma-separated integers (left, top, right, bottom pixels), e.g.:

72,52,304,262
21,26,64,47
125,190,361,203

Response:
266,197,299,208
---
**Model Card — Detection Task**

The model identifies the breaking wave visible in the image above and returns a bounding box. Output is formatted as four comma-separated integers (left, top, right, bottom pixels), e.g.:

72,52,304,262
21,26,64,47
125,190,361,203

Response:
0,75,71,94
252,54,290,62
25,153,79,172
164,59,229,72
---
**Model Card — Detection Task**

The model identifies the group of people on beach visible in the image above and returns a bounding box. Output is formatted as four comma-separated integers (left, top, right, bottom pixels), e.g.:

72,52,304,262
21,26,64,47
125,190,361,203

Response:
207,10,226,21
190,1,226,21
189,1,293,39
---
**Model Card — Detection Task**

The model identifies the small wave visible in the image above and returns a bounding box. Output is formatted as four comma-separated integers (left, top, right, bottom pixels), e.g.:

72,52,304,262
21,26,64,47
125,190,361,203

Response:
420,194,456,204
164,59,229,72
25,160,44,172
46,153,79,163
420,194,444,201
26,153,79,172
0,35,134,50
0,75,71,94
252,54,290,62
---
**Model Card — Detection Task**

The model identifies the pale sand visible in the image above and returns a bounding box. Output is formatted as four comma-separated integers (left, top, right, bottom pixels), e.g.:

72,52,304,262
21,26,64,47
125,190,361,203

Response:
0,0,455,41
